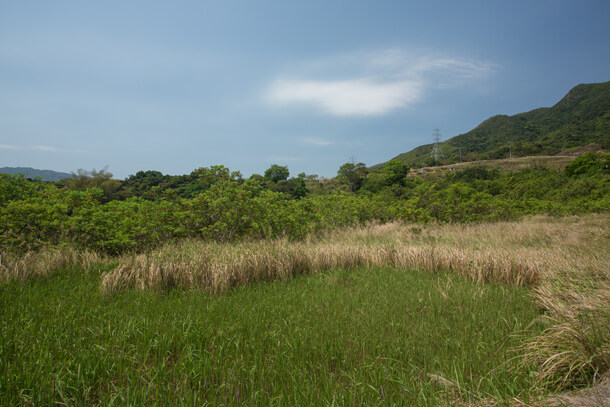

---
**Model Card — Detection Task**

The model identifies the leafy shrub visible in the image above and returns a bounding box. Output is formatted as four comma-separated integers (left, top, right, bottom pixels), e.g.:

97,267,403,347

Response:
564,152,610,177
0,162,608,256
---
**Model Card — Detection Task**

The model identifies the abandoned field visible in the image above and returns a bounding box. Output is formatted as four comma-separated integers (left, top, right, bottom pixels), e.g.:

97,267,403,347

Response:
1,215,608,406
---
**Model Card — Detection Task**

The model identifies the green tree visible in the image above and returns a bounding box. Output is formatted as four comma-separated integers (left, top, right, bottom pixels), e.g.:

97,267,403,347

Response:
123,170,168,199
382,160,410,186
361,170,386,194
63,168,126,202
565,152,610,177
337,162,368,192
264,164,290,183
191,165,242,187
425,157,441,167
289,177,307,199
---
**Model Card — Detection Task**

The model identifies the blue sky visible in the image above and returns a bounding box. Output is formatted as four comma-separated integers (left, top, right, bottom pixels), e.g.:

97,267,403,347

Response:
1,0,609,179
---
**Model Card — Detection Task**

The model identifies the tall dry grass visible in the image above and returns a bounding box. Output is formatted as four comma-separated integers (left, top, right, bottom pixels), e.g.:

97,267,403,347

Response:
101,215,608,293
101,239,546,292
502,216,609,390
99,214,610,389
514,276,610,390
0,246,105,282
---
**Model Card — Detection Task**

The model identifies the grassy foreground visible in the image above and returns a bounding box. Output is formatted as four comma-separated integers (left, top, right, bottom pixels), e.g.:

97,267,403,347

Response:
1,215,608,405
1,265,543,406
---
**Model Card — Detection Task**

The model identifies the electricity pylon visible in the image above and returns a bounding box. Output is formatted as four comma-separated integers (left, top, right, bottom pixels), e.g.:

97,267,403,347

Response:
430,128,444,162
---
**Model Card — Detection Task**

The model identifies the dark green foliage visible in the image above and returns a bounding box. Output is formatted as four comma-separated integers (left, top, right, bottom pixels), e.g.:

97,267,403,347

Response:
361,160,410,193
564,152,610,177
264,177,309,199
191,165,242,186
382,159,410,186
264,164,290,183
290,177,308,198
451,167,499,181
63,168,127,202
337,162,368,192
121,170,167,199
0,173,43,205
0,170,319,254
1,159,608,255
381,82,610,168
119,166,244,200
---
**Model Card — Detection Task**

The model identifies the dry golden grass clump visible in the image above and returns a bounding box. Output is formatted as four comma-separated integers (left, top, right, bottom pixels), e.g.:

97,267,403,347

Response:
513,272,610,391
0,246,105,282
100,233,543,293
101,240,313,293
101,215,608,294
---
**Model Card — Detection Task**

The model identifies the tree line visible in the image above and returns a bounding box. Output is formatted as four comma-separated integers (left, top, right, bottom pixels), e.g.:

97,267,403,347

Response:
1,152,608,255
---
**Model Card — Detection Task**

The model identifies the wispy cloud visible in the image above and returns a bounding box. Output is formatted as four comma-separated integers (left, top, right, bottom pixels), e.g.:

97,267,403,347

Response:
302,137,333,146
264,49,497,116
300,137,362,147
267,156,302,162
0,144,89,154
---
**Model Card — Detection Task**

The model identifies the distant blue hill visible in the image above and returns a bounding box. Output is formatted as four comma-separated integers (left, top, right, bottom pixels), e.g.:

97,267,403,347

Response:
0,167,72,182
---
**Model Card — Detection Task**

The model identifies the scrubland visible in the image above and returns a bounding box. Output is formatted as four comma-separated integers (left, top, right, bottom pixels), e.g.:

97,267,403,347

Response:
1,215,608,405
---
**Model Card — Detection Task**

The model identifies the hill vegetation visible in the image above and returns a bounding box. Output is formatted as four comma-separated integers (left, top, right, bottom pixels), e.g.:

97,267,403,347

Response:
384,81,610,168
0,167,71,182
1,152,608,255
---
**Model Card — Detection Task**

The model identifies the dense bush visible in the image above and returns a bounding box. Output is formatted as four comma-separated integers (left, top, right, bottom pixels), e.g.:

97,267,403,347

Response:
1,162,608,255
564,151,610,177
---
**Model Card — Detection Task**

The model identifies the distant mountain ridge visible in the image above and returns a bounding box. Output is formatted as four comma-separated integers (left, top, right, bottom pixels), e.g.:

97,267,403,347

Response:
0,167,72,182
382,81,610,168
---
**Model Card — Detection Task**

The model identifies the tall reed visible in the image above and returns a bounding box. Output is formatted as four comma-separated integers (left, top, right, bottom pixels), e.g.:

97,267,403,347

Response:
101,215,608,294
0,246,105,282
513,273,610,390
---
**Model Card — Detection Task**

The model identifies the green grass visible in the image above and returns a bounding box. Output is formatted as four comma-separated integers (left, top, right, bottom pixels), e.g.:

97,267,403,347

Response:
1,265,544,406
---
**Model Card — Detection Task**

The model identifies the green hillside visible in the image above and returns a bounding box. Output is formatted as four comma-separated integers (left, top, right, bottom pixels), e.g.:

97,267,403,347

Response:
384,81,610,168
0,167,72,182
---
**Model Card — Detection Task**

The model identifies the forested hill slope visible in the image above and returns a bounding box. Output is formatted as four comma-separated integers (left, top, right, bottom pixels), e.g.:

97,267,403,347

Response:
0,167,72,182
384,81,610,168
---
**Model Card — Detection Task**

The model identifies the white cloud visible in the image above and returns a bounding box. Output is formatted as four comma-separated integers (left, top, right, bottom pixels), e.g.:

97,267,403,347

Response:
264,49,497,116
0,144,89,154
410,56,497,88
267,156,302,162
33,145,90,154
302,137,333,146
32,145,61,152
267,78,422,116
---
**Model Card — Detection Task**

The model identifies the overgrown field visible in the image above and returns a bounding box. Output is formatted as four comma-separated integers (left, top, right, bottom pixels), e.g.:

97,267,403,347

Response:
0,264,544,406
1,215,609,405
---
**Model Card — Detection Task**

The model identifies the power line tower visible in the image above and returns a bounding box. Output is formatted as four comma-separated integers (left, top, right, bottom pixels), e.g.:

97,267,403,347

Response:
430,128,444,162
